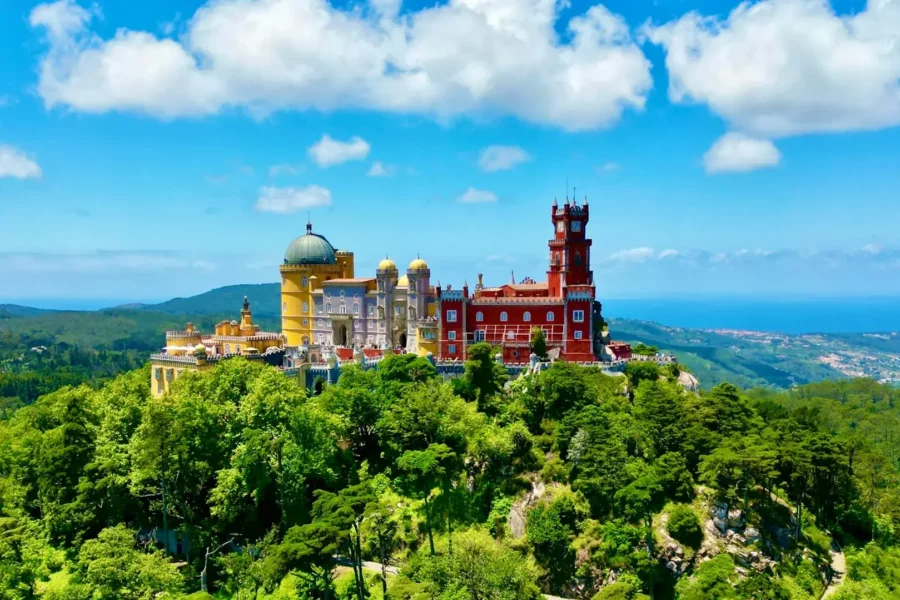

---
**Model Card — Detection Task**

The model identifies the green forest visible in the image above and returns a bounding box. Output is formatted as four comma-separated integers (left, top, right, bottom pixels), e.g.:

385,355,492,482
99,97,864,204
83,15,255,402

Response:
1,345,899,600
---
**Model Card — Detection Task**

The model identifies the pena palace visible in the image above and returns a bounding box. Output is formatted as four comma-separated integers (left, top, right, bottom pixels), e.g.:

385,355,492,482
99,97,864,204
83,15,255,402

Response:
150,197,639,396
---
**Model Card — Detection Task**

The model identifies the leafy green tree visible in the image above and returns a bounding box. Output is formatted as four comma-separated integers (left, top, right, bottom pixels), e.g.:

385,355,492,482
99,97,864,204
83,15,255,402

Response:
263,520,343,600
666,505,702,549
526,496,579,593
35,388,96,545
652,452,694,502
632,381,685,458
530,328,547,360
463,343,509,414
312,483,375,600
623,362,660,391
674,554,736,600
71,525,182,600
364,497,400,600
408,529,541,600
397,444,461,556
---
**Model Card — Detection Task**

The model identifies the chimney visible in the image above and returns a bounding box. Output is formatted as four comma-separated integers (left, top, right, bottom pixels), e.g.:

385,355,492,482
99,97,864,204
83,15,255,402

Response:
476,273,484,290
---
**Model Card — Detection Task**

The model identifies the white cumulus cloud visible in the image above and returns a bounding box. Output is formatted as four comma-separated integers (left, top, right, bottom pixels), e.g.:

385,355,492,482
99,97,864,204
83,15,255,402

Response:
644,0,900,138
28,0,652,130
658,249,678,259
458,187,498,203
478,145,531,172
308,135,370,167
0,145,42,179
703,133,781,174
255,185,332,213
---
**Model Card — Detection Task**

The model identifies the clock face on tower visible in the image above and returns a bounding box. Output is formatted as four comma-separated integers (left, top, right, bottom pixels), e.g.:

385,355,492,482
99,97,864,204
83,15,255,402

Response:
556,221,566,233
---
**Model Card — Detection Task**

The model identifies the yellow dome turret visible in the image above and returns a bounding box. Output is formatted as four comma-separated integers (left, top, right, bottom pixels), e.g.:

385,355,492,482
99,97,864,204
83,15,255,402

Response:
378,256,397,271
408,256,429,271
397,275,409,288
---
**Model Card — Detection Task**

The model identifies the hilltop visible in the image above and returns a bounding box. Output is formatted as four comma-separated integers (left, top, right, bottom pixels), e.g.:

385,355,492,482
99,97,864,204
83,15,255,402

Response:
2,285,899,396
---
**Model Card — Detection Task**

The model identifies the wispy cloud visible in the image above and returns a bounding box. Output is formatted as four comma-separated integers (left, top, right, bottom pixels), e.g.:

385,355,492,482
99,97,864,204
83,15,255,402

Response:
458,187,498,203
0,251,216,273
367,161,391,177
255,185,332,214
0,145,42,179
478,145,530,172
601,245,900,270
607,247,655,263
597,161,620,173
268,163,305,177
308,135,370,167
204,174,229,185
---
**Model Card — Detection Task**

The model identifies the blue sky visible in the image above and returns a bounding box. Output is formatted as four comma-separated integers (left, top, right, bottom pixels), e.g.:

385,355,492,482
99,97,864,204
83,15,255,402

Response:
1,0,899,305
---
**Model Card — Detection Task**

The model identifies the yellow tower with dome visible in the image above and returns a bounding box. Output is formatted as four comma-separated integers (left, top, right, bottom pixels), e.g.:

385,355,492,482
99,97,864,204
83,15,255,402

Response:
280,221,355,347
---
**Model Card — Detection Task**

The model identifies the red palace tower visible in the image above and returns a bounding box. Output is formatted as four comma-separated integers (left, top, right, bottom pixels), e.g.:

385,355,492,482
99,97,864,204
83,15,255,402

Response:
437,197,617,363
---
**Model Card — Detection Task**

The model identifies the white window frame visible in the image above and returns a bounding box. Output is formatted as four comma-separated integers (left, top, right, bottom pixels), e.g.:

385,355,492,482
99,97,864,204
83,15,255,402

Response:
301,276,308,287
500,312,508,322
574,330,583,340
573,310,585,322
446,310,458,323
547,311,555,321
476,311,484,322
448,344,457,354
448,331,457,340
302,301,309,314
523,311,531,322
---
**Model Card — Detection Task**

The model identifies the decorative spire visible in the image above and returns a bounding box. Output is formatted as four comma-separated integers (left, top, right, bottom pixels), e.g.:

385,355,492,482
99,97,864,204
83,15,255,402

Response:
510,270,515,284
553,197,558,207
242,296,250,311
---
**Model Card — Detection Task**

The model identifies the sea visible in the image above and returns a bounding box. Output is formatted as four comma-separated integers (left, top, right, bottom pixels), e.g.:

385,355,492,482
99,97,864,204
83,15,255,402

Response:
4,296,900,335
603,297,900,335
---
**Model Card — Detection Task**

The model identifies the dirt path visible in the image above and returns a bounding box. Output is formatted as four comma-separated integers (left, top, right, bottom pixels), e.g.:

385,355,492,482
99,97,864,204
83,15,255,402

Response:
820,542,846,599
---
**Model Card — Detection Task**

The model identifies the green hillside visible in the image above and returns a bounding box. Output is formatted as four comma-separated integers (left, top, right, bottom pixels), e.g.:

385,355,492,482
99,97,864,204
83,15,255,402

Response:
142,283,280,317
0,304,57,319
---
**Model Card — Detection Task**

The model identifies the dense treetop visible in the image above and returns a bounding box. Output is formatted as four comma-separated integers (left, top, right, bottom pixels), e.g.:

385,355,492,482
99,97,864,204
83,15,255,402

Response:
0,345,898,599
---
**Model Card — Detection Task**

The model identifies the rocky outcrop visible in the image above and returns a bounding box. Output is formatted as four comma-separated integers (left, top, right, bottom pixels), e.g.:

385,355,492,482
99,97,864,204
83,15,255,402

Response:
507,480,546,538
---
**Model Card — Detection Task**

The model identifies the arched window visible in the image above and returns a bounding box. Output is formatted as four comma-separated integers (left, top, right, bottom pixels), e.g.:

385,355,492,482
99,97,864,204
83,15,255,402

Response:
235,345,242,355
476,312,484,322
523,311,531,322
507,331,515,340
368,305,375,316
547,311,555,321
500,312,508,322
574,252,583,266
326,302,332,313
301,276,308,287
340,304,347,314
353,304,359,315
409,307,417,320
302,302,309,314
378,306,385,319
378,280,384,292
225,344,231,354
301,336,309,345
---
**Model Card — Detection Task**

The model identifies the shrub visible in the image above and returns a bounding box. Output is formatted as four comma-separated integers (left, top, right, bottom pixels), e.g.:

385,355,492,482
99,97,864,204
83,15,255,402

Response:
666,505,702,548
541,458,568,483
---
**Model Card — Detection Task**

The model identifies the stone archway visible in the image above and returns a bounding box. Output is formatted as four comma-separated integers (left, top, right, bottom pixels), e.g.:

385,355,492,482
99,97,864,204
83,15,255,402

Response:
398,333,407,349
338,325,348,346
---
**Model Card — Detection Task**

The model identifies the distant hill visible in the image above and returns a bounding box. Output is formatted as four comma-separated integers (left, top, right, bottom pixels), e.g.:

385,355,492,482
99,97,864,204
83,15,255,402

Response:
140,283,280,317
0,304,58,319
